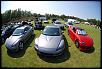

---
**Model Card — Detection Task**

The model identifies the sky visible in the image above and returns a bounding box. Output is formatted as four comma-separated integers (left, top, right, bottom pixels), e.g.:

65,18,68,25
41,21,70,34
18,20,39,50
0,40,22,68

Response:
1,1,101,20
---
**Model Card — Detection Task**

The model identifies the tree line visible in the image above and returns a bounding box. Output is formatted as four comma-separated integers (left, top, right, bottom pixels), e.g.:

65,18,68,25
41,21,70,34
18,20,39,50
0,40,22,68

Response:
2,8,101,27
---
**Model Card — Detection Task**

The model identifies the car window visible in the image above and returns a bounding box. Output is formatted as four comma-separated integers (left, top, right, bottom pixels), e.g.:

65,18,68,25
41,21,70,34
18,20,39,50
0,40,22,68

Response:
12,29,24,36
77,29,87,35
42,27,60,36
24,27,30,31
55,22,61,24
68,23,73,25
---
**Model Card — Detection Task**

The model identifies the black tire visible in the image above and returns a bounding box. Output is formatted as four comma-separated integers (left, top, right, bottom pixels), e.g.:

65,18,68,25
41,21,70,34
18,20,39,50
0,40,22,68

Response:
75,40,79,48
19,41,24,50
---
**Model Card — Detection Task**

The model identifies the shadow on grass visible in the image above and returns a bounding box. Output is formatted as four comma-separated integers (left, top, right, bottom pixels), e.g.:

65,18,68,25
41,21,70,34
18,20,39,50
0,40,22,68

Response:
38,35,70,63
81,46,95,54
7,35,35,58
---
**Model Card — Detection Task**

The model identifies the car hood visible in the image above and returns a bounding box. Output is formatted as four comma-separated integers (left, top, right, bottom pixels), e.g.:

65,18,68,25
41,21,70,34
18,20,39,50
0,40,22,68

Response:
5,35,22,47
38,34,61,49
79,35,93,46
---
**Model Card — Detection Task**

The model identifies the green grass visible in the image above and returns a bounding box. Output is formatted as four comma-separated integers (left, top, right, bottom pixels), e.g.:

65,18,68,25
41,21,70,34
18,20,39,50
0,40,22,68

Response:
1,20,101,68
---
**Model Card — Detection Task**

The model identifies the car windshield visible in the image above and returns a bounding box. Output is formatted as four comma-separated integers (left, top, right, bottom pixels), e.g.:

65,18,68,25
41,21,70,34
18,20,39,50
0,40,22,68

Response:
55,22,61,24
42,27,60,36
68,22,73,25
12,29,24,36
77,29,87,35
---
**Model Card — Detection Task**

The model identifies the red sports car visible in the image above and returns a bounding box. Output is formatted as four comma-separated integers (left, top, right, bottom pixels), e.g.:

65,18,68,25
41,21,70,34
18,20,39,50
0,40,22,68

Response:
68,26,94,51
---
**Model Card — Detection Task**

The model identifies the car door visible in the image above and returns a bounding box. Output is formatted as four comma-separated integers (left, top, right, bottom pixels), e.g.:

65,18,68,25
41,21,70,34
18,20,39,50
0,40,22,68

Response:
23,27,30,42
69,27,76,42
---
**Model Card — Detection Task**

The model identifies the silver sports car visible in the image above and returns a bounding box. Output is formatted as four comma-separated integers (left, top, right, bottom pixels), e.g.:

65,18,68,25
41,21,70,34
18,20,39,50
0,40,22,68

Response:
53,20,64,30
5,25,34,52
34,25,65,56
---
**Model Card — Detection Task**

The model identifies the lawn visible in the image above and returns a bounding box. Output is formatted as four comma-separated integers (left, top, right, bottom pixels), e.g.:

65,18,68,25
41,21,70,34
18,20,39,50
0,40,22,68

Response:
1,20,101,68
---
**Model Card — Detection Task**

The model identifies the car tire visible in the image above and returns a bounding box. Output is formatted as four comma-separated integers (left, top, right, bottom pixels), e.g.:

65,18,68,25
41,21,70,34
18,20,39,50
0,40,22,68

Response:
75,40,79,48
19,41,24,50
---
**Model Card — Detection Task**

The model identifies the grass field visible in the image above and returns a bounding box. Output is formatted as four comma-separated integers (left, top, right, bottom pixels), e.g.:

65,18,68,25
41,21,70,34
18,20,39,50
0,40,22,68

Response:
1,20,101,68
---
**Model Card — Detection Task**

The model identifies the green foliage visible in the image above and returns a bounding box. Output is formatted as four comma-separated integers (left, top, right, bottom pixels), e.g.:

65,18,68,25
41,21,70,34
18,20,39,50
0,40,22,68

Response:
87,19,101,27
2,8,101,27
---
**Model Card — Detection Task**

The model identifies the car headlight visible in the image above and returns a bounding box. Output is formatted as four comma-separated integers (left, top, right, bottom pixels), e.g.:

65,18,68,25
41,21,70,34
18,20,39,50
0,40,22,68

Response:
56,40,64,51
35,38,39,45
81,42,86,44
34,38,39,50
34,44,38,50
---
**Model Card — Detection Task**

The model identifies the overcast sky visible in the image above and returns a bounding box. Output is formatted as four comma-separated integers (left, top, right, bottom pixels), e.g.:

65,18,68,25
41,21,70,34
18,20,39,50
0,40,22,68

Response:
1,1,101,20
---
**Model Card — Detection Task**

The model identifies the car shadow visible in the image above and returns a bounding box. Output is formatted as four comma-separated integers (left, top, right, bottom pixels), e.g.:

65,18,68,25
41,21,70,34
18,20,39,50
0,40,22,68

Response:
81,46,95,53
38,35,70,63
7,35,35,58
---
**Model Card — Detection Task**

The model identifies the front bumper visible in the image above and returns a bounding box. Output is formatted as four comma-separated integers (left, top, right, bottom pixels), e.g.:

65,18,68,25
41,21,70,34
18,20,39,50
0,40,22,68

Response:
34,45,65,56
5,44,19,52
79,46,92,51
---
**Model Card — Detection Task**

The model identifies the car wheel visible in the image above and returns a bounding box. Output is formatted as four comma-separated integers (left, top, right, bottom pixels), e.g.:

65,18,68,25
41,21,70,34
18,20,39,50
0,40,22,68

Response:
19,41,24,50
75,40,79,48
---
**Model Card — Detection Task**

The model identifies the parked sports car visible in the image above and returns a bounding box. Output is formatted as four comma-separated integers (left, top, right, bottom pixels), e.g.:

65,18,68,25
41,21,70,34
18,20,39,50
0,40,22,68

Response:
68,26,93,51
65,22,73,27
5,25,34,52
43,20,49,23
53,20,64,30
34,18,44,29
34,25,65,56
1,24,21,43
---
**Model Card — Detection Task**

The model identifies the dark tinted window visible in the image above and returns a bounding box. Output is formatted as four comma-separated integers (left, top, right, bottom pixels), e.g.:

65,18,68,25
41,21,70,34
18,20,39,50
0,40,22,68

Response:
42,27,60,36
68,22,73,25
55,22,61,24
24,27,30,31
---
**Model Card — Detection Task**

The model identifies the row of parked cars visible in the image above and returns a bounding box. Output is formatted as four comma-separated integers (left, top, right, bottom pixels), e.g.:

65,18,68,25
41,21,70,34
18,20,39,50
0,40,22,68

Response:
1,21,33,44
2,19,94,56
34,20,94,56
